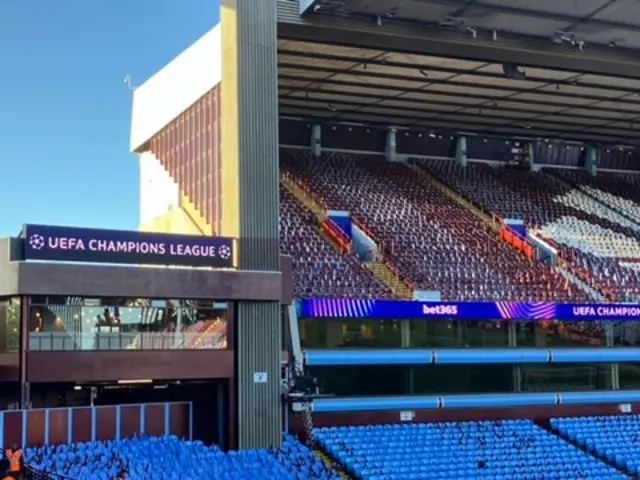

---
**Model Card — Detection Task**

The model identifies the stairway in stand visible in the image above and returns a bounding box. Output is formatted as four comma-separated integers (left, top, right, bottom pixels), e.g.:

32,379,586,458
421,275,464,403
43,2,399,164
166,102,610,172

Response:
281,175,326,219
314,448,354,480
282,174,414,298
408,163,500,232
368,261,413,299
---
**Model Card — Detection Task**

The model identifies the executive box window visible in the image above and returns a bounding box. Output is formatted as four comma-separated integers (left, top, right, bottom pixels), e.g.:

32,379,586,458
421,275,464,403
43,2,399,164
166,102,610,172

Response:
28,297,228,351
308,364,513,396
613,321,640,346
410,320,508,348
515,320,607,347
0,297,20,352
618,363,640,389
300,319,402,348
519,363,612,392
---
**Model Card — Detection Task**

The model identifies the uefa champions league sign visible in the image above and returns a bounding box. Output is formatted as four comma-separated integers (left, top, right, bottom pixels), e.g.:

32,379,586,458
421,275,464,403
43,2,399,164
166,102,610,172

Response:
23,224,234,268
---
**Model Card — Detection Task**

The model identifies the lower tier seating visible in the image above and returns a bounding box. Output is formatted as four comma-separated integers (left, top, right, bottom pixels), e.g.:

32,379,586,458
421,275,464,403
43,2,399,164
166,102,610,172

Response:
25,435,339,480
315,420,624,480
552,414,640,476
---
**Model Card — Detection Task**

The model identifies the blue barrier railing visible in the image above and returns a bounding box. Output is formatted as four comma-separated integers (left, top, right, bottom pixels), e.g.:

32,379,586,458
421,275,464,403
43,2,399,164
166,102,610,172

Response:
307,390,640,413
304,348,640,366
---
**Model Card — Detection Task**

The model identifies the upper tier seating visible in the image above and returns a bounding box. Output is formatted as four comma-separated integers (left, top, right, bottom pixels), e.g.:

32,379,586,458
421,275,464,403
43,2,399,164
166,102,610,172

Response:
420,159,640,301
279,185,393,298
552,415,640,477
554,169,640,227
315,420,624,479
25,435,340,480
282,149,588,302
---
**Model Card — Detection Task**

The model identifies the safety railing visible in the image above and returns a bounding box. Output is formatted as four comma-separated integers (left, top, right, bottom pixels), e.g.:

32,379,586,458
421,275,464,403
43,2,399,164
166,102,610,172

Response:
321,217,351,253
28,330,227,352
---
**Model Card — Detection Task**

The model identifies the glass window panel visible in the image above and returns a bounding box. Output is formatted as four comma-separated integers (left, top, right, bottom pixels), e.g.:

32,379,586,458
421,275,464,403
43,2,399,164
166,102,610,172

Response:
613,321,640,346
619,363,640,389
520,363,612,392
309,364,513,396
28,298,228,351
309,366,407,396
515,321,606,347
300,319,402,348
410,320,508,348
412,365,513,394
0,297,20,352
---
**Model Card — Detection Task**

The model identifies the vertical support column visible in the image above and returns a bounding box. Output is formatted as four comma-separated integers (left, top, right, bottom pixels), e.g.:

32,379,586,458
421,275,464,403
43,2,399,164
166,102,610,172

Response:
385,128,397,162
311,124,321,157
19,297,30,409
585,146,597,176
528,143,535,171
221,0,281,449
455,136,467,166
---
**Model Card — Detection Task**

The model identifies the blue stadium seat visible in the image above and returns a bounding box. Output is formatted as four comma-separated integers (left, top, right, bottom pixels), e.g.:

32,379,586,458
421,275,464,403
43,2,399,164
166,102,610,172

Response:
315,420,625,479
25,434,340,480
552,414,640,475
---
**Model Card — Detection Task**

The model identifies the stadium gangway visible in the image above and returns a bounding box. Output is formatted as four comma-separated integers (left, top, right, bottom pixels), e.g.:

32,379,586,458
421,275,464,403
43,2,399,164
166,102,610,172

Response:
299,390,640,413
304,348,640,366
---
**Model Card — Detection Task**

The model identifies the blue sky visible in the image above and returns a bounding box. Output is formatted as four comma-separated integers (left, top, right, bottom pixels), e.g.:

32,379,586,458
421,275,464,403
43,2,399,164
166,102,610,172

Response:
0,1,219,236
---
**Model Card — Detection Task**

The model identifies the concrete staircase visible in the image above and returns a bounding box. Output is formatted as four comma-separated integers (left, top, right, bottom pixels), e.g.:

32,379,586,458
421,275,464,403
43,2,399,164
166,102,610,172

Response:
408,163,501,232
282,174,414,298
314,449,353,480
368,261,413,299
281,175,326,219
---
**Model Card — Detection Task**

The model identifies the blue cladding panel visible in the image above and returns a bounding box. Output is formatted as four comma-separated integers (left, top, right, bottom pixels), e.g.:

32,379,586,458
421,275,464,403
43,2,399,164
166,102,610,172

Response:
314,396,439,413
442,394,557,409
435,349,548,364
551,348,640,363
305,349,432,366
559,391,640,405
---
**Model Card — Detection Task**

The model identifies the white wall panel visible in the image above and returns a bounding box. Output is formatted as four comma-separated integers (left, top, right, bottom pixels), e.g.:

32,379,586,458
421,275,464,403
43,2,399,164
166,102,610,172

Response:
138,152,179,227
130,25,221,152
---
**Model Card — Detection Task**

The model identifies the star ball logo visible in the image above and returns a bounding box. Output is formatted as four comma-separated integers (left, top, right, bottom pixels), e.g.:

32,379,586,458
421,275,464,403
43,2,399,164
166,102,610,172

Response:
28,234,46,250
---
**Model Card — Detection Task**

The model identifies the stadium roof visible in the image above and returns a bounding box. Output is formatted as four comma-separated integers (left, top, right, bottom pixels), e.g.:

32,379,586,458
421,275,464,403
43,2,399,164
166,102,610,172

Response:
278,0,640,145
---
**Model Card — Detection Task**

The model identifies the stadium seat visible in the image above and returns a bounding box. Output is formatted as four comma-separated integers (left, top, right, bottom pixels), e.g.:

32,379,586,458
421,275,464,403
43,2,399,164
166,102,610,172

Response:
552,415,640,477
279,185,393,299
282,149,588,302
315,420,625,479
419,158,640,302
25,435,340,480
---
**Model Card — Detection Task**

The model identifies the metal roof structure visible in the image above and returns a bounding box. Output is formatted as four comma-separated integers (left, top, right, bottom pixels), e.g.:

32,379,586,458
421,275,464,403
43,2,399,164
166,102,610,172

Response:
277,0,640,145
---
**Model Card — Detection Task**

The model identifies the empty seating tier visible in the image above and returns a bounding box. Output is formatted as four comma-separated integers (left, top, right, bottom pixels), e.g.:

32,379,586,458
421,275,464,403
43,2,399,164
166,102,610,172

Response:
279,185,393,298
552,415,640,477
25,435,340,480
420,159,640,301
316,421,625,479
282,149,587,301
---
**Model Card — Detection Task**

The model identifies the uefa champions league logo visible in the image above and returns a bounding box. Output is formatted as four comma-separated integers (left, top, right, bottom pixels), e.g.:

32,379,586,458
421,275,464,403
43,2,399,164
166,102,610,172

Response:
218,245,232,260
25,227,233,266
28,234,46,250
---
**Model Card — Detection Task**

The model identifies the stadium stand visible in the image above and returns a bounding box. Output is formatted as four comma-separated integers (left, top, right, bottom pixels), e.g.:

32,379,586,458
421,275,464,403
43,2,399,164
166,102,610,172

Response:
281,149,588,302
417,158,640,301
25,435,340,480
279,185,393,299
551,415,640,477
315,420,626,479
